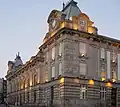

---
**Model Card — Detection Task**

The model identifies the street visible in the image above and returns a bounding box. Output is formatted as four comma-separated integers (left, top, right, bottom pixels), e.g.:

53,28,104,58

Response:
0,104,8,107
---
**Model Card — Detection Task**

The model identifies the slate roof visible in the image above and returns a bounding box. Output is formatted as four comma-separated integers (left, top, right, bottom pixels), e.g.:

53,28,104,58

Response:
62,0,81,19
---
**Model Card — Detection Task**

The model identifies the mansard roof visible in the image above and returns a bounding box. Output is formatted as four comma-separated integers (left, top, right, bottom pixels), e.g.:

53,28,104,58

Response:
62,0,81,19
14,53,23,67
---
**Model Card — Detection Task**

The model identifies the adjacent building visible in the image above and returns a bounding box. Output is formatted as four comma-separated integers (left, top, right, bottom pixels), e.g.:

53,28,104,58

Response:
5,0,120,107
0,78,7,103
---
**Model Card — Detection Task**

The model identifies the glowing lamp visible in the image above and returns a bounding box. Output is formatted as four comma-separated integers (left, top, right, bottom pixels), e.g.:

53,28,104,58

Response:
106,82,112,88
88,79,94,85
60,77,64,83
101,78,106,81
112,79,116,83
45,79,48,82
81,53,85,57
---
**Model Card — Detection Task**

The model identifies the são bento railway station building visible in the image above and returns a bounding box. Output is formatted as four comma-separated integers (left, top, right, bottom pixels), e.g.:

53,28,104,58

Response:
6,0,120,107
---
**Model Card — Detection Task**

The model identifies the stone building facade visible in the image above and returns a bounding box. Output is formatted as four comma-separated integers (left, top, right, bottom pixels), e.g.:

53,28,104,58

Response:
5,0,120,107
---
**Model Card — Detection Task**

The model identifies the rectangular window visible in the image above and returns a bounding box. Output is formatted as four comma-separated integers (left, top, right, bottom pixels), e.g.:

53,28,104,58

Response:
34,90,36,103
112,52,116,62
107,51,111,79
118,54,120,80
100,87,106,100
79,42,86,54
46,51,48,61
101,48,105,59
59,43,62,56
112,70,116,80
80,63,87,75
52,66,55,78
59,63,62,75
80,85,87,99
52,47,55,60
27,92,29,103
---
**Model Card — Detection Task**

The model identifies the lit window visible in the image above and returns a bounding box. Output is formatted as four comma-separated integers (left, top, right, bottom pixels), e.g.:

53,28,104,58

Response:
52,47,55,60
100,87,106,100
59,43,62,56
80,85,87,99
20,80,23,89
79,42,86,55
101,48,105,59
80,63,87,75
59,63,62,75
52,66,55,78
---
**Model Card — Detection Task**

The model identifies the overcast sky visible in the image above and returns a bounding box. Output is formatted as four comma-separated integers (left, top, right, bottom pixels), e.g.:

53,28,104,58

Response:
0,0,120,78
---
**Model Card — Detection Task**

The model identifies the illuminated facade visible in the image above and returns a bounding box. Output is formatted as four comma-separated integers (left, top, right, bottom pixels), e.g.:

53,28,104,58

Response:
6,0,120,107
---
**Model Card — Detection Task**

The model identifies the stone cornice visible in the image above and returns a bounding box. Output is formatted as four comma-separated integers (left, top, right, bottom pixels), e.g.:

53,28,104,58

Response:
40,27,120,51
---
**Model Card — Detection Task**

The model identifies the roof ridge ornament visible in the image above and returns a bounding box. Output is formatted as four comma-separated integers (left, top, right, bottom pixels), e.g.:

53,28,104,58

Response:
62,0,78,11
66,0,77,6
63,2,65,10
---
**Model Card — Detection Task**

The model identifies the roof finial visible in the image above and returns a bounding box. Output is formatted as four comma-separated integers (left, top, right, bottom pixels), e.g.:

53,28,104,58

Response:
63,2,65,9
18,52,20,56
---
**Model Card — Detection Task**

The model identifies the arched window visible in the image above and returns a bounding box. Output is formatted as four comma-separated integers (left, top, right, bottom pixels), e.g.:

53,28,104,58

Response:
20,80,23,89
9,83,12,93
